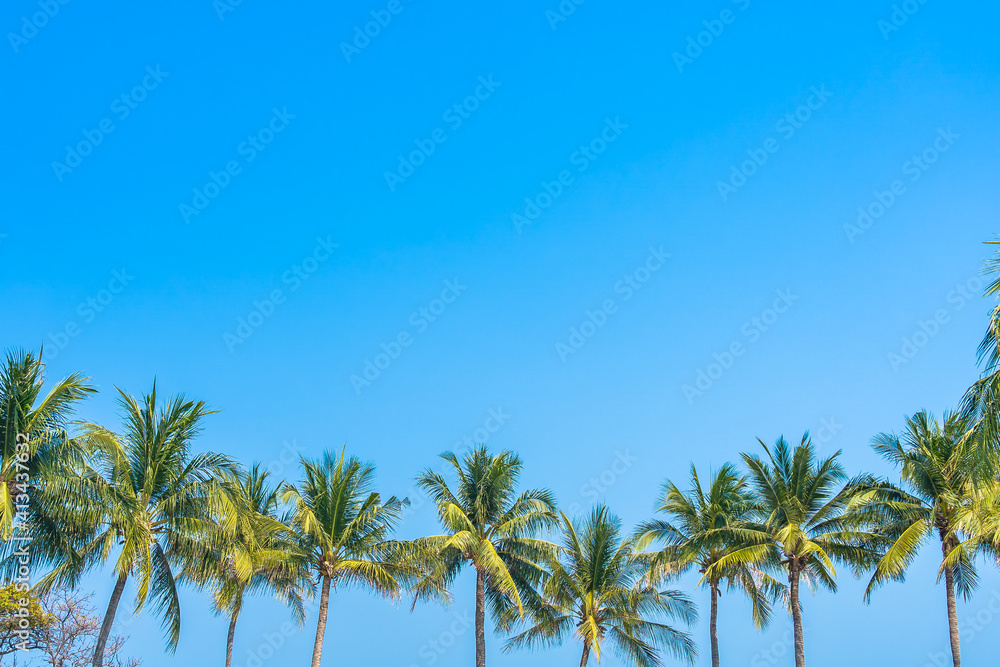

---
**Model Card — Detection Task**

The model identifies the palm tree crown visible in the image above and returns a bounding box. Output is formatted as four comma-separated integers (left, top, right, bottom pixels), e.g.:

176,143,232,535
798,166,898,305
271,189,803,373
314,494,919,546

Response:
416,446,559,667
283,449,418,667
716,435,877,667
860,410,987,667
38,382,233,667
0,347,95,540
963,238,1000,454
507,506,697,667
181,463,308,667
638,463,783,667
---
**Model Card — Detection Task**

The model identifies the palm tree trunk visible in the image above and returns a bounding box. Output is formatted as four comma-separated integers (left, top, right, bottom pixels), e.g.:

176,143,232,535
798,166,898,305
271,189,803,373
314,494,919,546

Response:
943,564,962,667
475,566,487,667
710,583,720,667
311,575,332,667
225,609,239,667
789,566,805,667
92,572,128,667
580,641,591,667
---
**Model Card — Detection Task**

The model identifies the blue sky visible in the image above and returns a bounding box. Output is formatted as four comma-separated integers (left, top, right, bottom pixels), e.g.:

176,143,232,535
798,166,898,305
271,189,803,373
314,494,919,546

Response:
4,0,1000,665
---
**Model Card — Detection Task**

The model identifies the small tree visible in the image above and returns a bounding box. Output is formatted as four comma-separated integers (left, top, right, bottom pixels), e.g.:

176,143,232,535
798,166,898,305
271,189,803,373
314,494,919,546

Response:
0,584,138,667
0,582,52,657
31,587,140,667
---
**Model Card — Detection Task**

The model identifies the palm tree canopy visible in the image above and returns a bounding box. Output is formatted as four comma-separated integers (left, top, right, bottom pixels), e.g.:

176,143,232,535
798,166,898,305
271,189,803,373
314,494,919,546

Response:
415,446,559,621
963,238,1000,454
181,463,308,623
36,382,234,649
858,410,985,600
282,449,421,598
636,463,783,628
709,435,880,594
0,347,95,540
506,506,698,667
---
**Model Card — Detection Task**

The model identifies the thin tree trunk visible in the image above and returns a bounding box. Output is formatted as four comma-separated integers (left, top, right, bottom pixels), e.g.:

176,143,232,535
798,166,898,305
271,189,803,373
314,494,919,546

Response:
944,563,962,667
939,527,962,667
225,609,239,667
789,566,805,667
311,575,332,667
580,641,591,667
93,572,128,667
710,583,720,667
475,567,487,667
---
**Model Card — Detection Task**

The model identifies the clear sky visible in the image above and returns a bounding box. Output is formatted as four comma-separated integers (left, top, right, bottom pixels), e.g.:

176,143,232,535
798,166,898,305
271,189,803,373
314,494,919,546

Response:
4,0,1000,665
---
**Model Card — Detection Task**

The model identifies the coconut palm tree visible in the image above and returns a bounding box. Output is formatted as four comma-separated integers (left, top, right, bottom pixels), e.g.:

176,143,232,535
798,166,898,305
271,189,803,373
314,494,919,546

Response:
0,347,95,540
505,506,697,667
858,411,987,667
282,449,421,667
963,238,1000,454
416,446,559,667
34,382,234,667
637,463,784,667
712,435,878,667
180,464,308,667
950,466,1000,567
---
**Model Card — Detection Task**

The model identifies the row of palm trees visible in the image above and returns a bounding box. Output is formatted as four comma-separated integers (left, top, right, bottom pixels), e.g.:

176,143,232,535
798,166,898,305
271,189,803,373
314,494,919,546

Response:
4,347,1000,667
7,240,1000,667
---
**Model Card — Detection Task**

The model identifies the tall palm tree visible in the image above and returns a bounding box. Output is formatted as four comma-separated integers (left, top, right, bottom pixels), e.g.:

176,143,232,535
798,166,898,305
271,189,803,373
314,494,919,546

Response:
282,449,420,667
35,382,234,667
181,464,308,667
712,435,878,667
0,347,95,540
859,411,986,667
416,446,559,667
637,464,784,667
505,506,697,667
